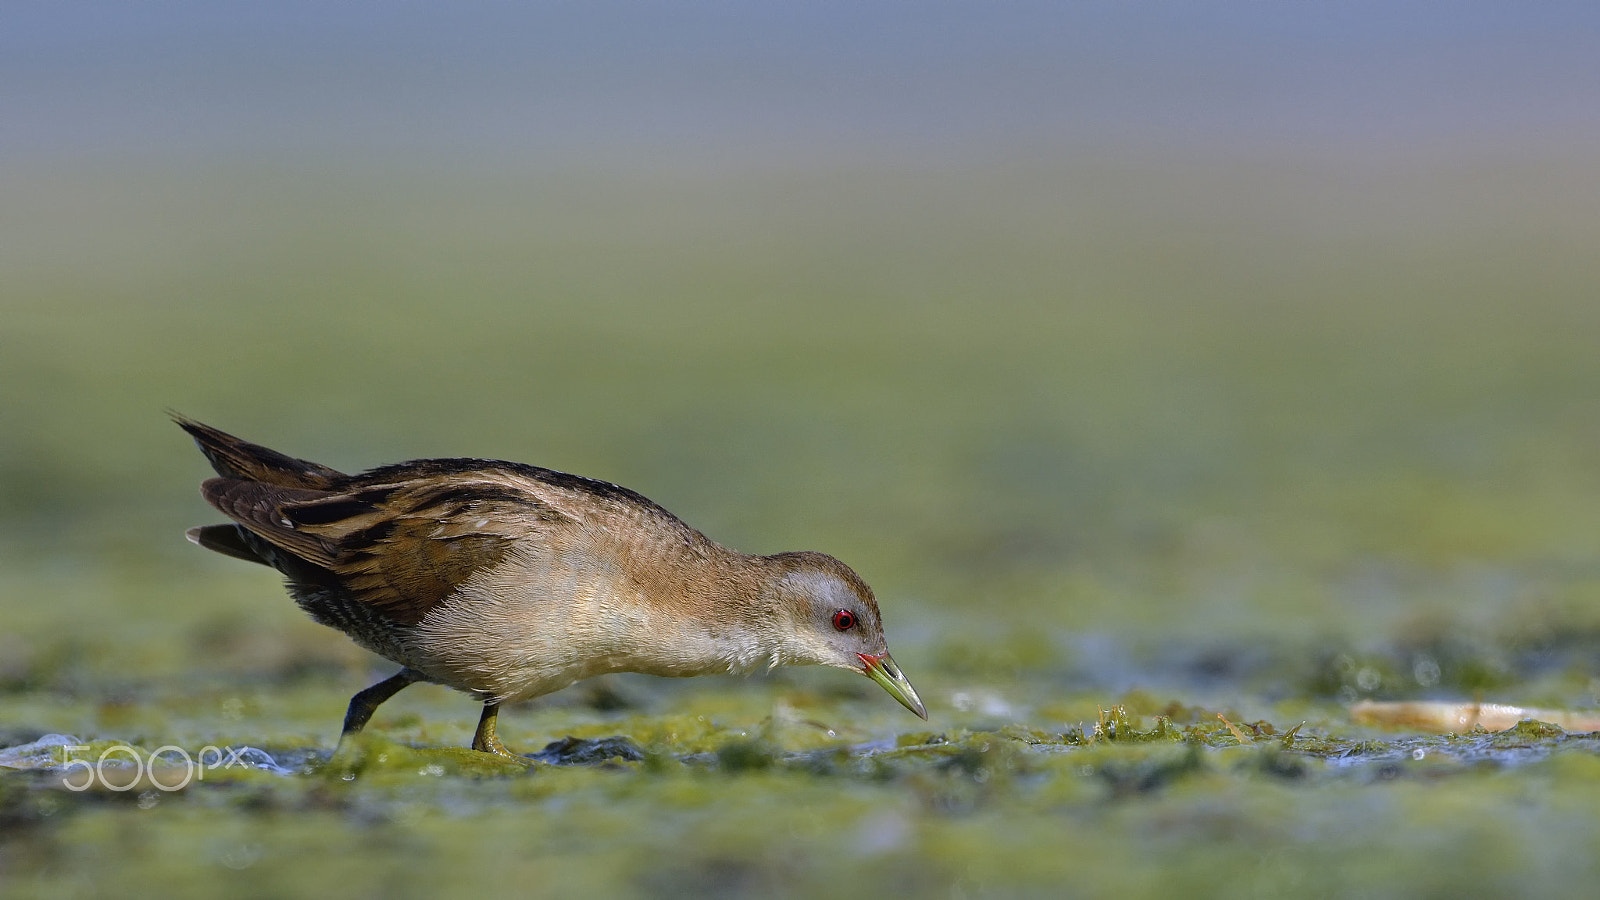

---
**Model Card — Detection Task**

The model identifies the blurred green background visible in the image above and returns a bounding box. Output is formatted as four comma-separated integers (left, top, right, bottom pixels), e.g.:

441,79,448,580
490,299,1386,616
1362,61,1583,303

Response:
5,3,1600,898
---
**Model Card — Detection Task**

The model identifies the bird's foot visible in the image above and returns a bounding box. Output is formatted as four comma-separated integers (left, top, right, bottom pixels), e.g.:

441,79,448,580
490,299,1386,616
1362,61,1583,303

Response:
471,733,523,760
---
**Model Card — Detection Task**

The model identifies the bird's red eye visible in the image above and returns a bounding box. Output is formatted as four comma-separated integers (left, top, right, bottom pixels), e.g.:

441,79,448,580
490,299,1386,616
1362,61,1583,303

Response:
832,609,856,631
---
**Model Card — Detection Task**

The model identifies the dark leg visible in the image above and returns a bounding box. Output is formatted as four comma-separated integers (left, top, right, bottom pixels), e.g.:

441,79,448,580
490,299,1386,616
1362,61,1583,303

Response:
340,668,421,738
471,701,519,758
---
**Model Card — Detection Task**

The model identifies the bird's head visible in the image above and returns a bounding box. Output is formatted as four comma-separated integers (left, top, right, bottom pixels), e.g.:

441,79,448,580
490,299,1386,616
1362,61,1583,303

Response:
762,551,927,719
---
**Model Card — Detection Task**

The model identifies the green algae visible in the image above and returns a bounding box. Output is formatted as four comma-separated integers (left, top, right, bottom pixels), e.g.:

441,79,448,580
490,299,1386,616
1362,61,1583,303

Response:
327,735,536,780
7,708,1599,899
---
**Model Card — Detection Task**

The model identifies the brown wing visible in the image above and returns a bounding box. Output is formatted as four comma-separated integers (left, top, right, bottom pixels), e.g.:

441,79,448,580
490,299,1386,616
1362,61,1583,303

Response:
200,474,568,625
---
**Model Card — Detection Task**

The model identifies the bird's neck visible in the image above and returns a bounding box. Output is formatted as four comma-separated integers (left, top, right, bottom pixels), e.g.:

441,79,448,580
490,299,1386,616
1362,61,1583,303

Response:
645,546,807,675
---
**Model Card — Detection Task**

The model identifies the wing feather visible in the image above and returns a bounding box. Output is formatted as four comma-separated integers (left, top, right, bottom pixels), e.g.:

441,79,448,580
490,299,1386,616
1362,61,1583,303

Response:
200,472,568,625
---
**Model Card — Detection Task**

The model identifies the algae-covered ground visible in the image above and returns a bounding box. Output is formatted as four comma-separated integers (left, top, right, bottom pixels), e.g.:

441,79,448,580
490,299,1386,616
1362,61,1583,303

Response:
5,38,1600,888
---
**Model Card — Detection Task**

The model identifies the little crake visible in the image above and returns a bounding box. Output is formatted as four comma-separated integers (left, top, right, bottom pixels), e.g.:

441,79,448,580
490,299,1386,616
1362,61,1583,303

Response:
178,417,926,758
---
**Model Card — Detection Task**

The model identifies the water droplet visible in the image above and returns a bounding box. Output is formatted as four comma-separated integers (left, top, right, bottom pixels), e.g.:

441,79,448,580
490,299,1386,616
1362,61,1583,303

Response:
1413,655,1441,687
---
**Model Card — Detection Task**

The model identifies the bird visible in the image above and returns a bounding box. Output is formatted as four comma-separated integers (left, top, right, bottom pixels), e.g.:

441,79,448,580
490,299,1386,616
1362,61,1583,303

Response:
176,416,926,758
